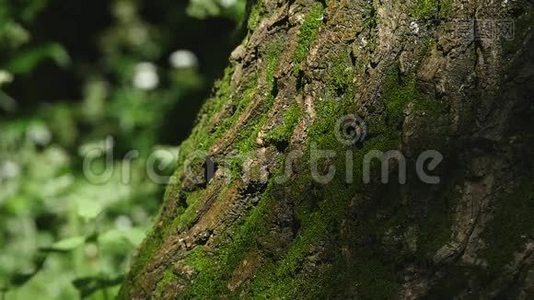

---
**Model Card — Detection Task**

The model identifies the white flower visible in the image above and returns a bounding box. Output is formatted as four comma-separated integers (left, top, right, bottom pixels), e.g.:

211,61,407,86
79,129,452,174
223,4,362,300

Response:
0,70,13,86
169,50,198,69
220,0,237,8
133,62,159,90
0,161,20,179
115,215,133,230
27,123,52,146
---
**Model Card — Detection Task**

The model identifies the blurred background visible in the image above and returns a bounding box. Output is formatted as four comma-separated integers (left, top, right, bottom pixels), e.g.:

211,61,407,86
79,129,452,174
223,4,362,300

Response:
0,0,245,298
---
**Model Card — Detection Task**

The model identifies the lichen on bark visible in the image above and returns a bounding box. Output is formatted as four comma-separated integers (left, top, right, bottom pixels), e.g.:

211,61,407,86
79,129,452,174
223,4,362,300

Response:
120,0,534,298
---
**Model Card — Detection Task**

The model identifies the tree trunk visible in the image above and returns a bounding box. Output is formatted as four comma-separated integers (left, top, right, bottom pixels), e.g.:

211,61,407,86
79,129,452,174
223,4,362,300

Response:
120,0,534,298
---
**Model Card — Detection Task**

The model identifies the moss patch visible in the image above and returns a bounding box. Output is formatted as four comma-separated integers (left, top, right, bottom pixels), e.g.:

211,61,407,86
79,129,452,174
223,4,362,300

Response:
324,50,357,99
293,3,324,74
182,185,277,298
154,269,178,298
383,70,417,125
414,0,453,20
247,0,266,30
264,102,302,147
171,190,204,231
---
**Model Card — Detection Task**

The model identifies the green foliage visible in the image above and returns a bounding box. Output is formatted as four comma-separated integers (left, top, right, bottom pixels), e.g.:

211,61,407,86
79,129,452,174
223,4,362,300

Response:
187,0,246,22
0,0,244,299
0,118,157,299
7,43,71,75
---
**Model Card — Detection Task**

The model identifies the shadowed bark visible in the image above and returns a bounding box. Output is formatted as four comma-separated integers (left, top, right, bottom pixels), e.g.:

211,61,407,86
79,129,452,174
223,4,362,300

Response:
120,0,534,298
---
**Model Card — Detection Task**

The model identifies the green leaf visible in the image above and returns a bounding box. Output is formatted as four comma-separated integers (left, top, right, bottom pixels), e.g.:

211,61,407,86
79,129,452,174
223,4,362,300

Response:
76,199,103,220
187,0,245,22
72,275,123,299
7,43,71,75
99,228,146,248
21,0,49,22
8,255,47,288
40,236,85,253
187,0,221,19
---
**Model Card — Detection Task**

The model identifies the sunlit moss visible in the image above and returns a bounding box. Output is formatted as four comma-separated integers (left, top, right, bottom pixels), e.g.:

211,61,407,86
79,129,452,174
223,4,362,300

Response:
293,3,324,73
264,103,302,146
247,0,265,30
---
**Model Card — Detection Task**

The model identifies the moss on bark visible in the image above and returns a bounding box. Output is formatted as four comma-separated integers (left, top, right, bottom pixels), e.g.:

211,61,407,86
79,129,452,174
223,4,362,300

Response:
120,1,534,298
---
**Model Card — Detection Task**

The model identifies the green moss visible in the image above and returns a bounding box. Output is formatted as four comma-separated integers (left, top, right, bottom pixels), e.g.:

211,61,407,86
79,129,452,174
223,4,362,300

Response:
182,185,277,298
211,80,258,143
414,0,452,19
307,95,351,148
264,103,302,146
247,0,265,30
242,88,403,297
177,66,238,157
253,175,401,297
176,55,450,298
382,65,446,135
155,269,178,298
124,225,166,286
480,181,534,274
414,0,438,19
123,65,240,287
207,39,284,183
183,246,224,297
227,38,285,156
171,190,203,231
324,50,356,98
438,0,453,18
175,37,288,297
293,3,324,74
341,253,399,299
142,33,456,298
382,68,418,125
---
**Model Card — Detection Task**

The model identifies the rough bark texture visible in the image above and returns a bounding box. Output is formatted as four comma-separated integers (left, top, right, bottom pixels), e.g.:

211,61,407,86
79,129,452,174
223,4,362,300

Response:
120,0,534,298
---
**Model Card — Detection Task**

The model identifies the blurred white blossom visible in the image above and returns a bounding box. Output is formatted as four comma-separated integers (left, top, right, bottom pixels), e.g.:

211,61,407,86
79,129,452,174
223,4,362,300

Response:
220,0,237,8
133,62,159,90
0,70,13,86
0,160,20,179
169,50,199,69
27,123,52,146
115,215,133,230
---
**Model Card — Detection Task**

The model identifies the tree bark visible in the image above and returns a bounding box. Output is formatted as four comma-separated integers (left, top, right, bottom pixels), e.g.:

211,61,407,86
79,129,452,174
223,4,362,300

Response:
120,0,534,298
